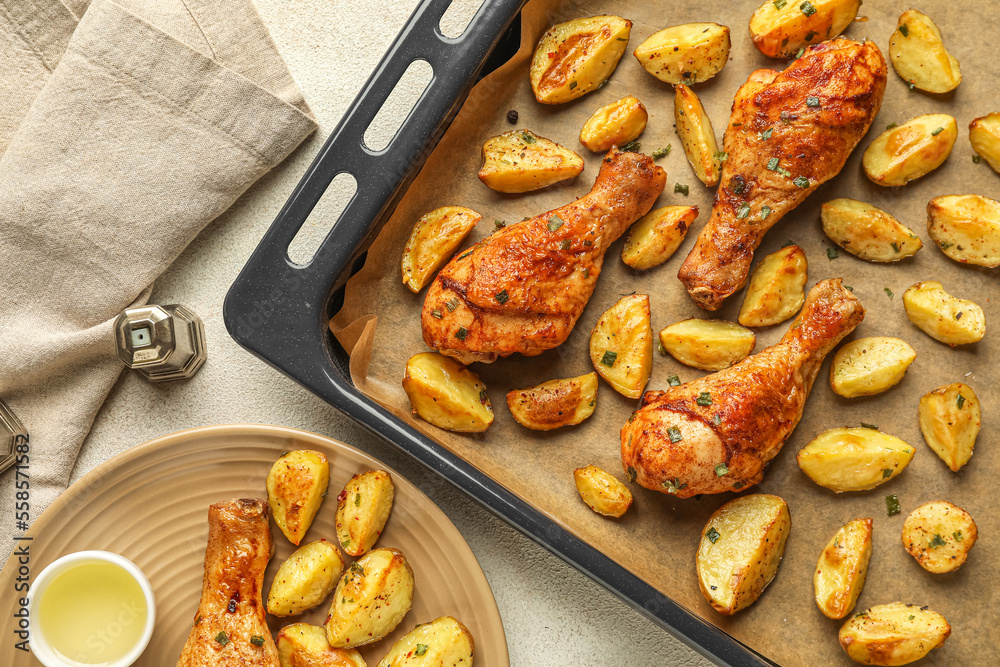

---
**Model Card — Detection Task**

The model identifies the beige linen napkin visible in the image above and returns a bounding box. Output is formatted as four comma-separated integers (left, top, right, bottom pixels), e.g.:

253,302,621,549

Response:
0,0,317,531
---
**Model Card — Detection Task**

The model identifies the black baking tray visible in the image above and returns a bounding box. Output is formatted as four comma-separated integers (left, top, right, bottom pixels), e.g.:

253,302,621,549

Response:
224,1,771,664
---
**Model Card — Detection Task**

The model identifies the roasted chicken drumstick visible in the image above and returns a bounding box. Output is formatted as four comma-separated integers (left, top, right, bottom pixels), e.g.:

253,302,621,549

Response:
678,39,887,310
622,279,863,498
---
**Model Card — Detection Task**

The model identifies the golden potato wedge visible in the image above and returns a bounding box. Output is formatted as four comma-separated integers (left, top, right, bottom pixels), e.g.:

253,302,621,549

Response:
927,194,1000,268
268,540,346,617
659,319,755,371
401,207,481,293
589,294,652,399
277,623,366,667
821,199,923,262
621,206,698,270
326,548,414,649
674,84,721,186
840,603,950,666
738,245,807,327
579,96,648,153
830,337,917,398
697,494,790,615
862,114,957,187
335,470,395,557
377,616,474,667
573,465,632,518
477,129,583,194
402,353,494,432
814,518,873,620
969,112,1000,173
267,450,331,546
530,15,631,105
888,10,961,94
902,500,978,574
902,281,985,346
632,22,730,84
506,373,598,431
797,427,915,492
918,382,980,472
749,0,862,59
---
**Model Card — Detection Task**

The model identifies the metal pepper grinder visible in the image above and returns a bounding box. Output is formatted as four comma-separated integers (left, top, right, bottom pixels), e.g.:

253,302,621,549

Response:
0,400,27,476
113,304,207,382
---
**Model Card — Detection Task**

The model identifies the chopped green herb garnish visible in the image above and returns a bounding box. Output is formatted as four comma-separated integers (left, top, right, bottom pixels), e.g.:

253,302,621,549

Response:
458,249,474,261
884,287,894,299
712,414,722,426
886,122,898,130
957,394,966,409
705,527,721,543
620,139,641,153
652,145,672,159
766,157,780,171
415,644,429,656
713,151,729,162
780,111,792,124
855,611,868,619
731,175,746,194
601,350,618,367
806,96,820,108
697,392,713,406
250,635,265,647
760,205,772,220
805,30,817,41
940,241,954,249
495,289,509,304
216,632,229,646
355,492,361,507
929,533,946,549
521,131,535,144
908,81,916,91
882,468,893,479
795,47,806,59
827,246,839,260
455,326,468,340
773,0,787,8
627,466,637,483
736,203,751,219
793,175,810,188
560,238,571,250
715,463,729,477
898,24,909,37
657,342,667,356
667,427,683,443
761,127,774,141
663,477,687,493
885,495,901,515
800,1,816,16
845,286,853,291
891,242,900,253
953,530,963,542
568,81,578,90
446,298,460,312
494,219,506,230
674,183,689,196
861,422,879,430
431,308,442,319
582,268,590,279
908,615,915,620
973,155,981,163
931,126,944,136
547,215,564,232
733,481,745,489
667,374,682,387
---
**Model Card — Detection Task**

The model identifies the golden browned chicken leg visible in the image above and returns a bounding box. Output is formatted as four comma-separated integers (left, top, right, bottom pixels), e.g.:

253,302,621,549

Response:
422,148,666,364
622,279,863,497
177,499,278,666
678,39,886,310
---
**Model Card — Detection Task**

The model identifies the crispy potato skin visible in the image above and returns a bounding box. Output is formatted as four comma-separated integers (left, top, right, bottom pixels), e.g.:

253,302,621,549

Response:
830,337,917,398
927,194,1000,268
401,207,481,293
506,372,598,430
749,0,862,59
888,10,961,94
590,294,652,399
621,206,698,270
335,471,395,557
267,451,331,546
658,319,756,371
902,281,985,346
477,130,583,193
919,382,980,472
530,16,631,104
863,114,957,186
902,500,978,573
325,549,414,649
579,96,648,153
738,245,807,327
969,112,1000,173
573,465,632,518
840,603,950,666
814,518,872,619
377,616,474,667
821,199,922,262
633,22,730,84
797,427,915,492
268,540,345,617
674,84,720,186
402,353,493,432
277,623,366,667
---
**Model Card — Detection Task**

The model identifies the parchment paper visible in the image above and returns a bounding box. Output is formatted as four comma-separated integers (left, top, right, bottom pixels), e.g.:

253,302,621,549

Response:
331,1,999,664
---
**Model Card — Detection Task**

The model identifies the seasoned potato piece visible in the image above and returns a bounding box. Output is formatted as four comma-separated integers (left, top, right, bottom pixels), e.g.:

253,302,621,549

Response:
579,96,648,153
335,471,394,557
267,450,331,546
840,603,950,666
797,427,915,492
969,112,1000,173
277,623,366,667
902,500,978,574
919,382,980,472
814,518,872,620
506,373,598,431
674,84,720,186
621,205,698,270
326,548,414,649
632,22,730,85
659,319,755,371
902,281,985,346
862,114,957,187
530,15,631,105
738,245,807,327
401,207,481,293
589,294,652,399
573,465,632,518
830,337,917,398
268,540,346,617
927,194,1000,268
821,199,922,262
888,10,961,94
477,129,583,193
749,0,861,59
377,616,474,667
696,494,790,615
402,353,494,432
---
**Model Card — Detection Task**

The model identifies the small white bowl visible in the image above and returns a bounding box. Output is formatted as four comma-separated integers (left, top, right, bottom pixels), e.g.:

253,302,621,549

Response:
28,551,156,667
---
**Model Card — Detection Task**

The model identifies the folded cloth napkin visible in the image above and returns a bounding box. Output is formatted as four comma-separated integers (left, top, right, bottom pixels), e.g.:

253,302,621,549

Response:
0,0,317,533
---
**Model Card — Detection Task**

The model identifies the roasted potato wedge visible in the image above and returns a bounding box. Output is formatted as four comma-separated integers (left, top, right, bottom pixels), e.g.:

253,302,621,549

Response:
659,319,755,371
821,199,922,262
579,96,648,153
267,450,331,546
814,518,873,620
840,603,950,666
830,337,916,398
402,353,494,432
918,382,980,472
335,471,395,557
888,10,961,94
902,281,985,346
674,84,721,186
633,22,730,84
377,616,474,667
589,294,652,399
477,129,583,193
862,114,957,187
697,494,790,615
401,207,481,293
573,465,632,518
927,194,1000,268
268,540,345,617
326,548,414,649
797,427,915,492
969,112,1000,173
749,0,861,59
621,205,698,270
902,500,977,574
277,623,366,667
738,245,807,327
506,373,598,431
530,15,631,105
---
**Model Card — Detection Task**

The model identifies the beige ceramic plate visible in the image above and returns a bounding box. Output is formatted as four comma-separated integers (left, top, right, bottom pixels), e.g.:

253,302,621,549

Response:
1,424,507,666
